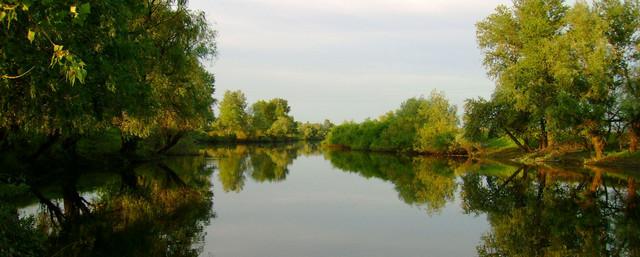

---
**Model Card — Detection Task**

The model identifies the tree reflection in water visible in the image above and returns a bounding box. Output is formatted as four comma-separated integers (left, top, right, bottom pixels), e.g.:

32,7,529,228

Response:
461,165,640,256
19,156,214,257
210,143,305,192
5,143,640,256
324,150,460,214
323,149,640,255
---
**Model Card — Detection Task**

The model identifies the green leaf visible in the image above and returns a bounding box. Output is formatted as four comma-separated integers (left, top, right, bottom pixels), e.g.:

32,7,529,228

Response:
27,29,35,43
79,3,91,15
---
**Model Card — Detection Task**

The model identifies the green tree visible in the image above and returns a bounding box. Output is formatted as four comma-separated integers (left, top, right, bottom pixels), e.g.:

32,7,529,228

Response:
0,0,217,159
463,96,534,152
477,0,567,149
145,4,216,154
596,0,640,152
215,90,250,139
414,91,459,153
250,98,293,138
551,2,613,159
267,116,296,138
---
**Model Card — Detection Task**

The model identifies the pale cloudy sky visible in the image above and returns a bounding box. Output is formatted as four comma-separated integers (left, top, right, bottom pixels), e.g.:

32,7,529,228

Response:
189,0,511,123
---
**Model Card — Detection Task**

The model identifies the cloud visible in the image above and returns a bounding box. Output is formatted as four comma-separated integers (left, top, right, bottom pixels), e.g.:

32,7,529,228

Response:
215,0,506,15
189,0,509,122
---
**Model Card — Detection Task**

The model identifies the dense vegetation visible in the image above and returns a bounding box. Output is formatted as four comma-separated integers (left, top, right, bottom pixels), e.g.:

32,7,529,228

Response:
0,1,217,255
325,0,640,163
1,157,214,257
465,0,640,161
323,91,464,155
207,90,333,142
0,0,216,162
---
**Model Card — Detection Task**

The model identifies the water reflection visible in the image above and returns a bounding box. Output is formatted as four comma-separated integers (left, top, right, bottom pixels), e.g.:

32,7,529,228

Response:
11,157,214,257
461,165,640,256
326,149,640,255
210,143,314,192
324,150,460,214
203,144,640,255
5,143,640,256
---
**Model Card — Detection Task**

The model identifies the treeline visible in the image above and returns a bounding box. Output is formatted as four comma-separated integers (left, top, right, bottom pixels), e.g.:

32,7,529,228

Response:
465,0,640,160
206,90,333,142
326,0,640,161
323,91,465,155
0,1,216,160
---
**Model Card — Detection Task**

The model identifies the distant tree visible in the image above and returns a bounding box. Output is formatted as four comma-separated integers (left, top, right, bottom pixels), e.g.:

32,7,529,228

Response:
267,116,296,138
414,91,459,154
250,98,292,138
216,91,250,139
250,100,275,135
325,92,460,154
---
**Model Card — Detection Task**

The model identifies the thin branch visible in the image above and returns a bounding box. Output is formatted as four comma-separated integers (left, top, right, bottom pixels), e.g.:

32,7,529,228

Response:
1,66,35,79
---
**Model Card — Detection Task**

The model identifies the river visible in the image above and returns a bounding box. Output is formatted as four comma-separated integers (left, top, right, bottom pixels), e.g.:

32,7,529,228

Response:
13,143,640,256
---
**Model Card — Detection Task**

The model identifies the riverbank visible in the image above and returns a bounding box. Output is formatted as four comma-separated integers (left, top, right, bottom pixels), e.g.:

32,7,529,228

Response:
480,145,640,169
324,140,640,170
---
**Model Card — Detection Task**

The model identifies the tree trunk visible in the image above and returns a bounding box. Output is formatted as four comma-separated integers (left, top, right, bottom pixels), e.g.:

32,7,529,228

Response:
539,118,548,150
63,181,90,219
503,128,531,152
156,131,184,154
628,177,636,200
590,169,603,192
0,128,7,151
157,163,187,187
62,136,79,159
29,132,61,160
590,134,606,160
629,124,639,153
31,187,65,224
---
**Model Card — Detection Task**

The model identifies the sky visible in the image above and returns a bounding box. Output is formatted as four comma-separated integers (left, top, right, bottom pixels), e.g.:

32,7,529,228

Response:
188,0,512,123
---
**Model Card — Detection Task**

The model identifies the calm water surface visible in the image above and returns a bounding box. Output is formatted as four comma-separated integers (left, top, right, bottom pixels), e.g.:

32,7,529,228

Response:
14,143,640,257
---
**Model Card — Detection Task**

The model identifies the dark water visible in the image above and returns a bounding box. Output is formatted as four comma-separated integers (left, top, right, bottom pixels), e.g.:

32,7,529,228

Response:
12,143,640,256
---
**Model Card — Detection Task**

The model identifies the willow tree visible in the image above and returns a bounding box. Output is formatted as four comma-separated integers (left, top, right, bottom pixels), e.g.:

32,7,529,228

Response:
0,1,147,157
463,95,534,152
143,3,216,154
551,2,614,159
0,0,217,158
596,0,640,152
477,0,567,149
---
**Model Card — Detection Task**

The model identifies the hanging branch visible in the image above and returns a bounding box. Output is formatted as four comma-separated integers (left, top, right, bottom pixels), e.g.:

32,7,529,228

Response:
0,66,35,79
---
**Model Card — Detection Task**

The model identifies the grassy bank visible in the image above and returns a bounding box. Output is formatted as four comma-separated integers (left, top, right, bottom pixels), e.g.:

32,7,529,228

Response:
477,139,640,169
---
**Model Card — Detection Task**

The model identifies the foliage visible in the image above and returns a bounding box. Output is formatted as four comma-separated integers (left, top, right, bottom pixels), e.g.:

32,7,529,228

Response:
470,0,640,159
0,184,45,257
0,205,45,257
206,144,303,192
462,166,640,256
210,90,332,142
414,91,460,153
324,149,460,214
324,91,461,154
0,0,217,159
214,90,250,139
298,120,333,140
